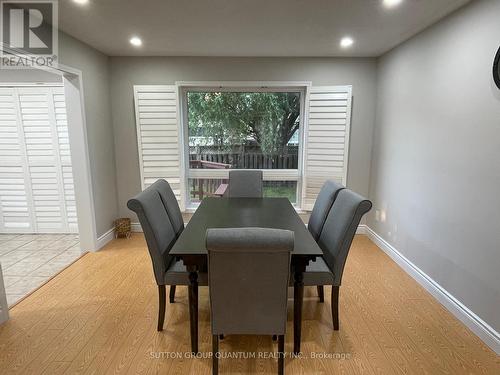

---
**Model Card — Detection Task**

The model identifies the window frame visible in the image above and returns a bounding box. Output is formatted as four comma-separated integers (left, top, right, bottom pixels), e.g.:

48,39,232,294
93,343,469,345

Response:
177,81,311,210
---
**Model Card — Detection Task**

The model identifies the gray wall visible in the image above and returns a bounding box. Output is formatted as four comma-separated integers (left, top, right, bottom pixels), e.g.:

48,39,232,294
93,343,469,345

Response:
109,57,377,217
0,33,118,238
59,32,118,237
369,0,500,332
0,69,62,83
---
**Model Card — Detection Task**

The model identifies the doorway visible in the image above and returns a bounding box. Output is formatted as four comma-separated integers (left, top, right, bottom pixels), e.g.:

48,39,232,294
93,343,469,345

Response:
0,81,83,305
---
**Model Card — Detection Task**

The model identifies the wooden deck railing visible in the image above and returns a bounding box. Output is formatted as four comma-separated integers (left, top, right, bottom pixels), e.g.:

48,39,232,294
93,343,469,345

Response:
188,146,299,201
189,160,230,200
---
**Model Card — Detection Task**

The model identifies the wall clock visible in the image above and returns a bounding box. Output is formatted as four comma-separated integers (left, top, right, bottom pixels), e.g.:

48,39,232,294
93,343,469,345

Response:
494,46,500,89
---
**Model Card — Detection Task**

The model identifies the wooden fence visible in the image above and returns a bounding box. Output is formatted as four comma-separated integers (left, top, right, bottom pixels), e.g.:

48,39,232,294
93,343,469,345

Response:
189,145,298,169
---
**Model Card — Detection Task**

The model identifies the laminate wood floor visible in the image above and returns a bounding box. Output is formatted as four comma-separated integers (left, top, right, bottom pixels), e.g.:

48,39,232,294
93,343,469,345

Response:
0,234,498,374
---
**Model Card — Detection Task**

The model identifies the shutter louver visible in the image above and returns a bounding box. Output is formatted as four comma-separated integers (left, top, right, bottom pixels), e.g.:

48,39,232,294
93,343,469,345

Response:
302,86,352,210
133,85,183,210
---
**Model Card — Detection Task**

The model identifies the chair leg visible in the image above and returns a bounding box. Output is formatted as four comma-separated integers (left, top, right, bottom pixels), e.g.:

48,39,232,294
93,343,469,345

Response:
169,285,176,303
331,286,340,330
157,285,166,331
278,335,285,375
212,334,219,375
317,285,324,302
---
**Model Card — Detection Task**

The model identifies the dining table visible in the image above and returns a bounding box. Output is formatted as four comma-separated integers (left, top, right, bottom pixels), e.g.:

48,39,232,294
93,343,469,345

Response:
169,197,323,354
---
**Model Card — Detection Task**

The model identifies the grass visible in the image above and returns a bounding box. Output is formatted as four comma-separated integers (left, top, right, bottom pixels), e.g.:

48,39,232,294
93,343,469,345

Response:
263,185,296,203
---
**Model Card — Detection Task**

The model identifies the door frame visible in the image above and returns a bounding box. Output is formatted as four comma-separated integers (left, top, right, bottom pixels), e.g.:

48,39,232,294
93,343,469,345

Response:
40,63,99,251
0,66,98,250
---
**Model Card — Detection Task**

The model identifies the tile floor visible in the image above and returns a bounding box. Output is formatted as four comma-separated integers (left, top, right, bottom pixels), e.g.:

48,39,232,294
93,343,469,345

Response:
0,233,82,306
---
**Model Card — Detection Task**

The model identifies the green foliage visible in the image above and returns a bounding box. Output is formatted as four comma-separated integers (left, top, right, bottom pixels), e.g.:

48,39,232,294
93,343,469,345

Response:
187,91,300,155
263,185,297,203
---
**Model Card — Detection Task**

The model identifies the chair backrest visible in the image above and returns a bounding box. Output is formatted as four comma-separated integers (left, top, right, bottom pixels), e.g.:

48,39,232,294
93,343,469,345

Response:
206,227,293,335
228,170,263,198
150,179,184,237
127,187,176,285
318,189,372,286
308,180,345,240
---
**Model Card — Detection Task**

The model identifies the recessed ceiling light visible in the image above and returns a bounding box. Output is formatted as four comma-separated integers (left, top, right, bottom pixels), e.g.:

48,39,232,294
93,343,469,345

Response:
383,0,403,8
73,0,89,5
340,37,354,49
130,36,142,47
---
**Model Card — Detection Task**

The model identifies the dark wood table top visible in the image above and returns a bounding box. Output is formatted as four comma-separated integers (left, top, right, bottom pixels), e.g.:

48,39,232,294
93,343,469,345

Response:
170,197,323,257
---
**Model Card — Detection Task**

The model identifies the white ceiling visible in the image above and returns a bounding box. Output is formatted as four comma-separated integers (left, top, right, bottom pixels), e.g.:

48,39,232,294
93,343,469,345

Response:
58,0,471,57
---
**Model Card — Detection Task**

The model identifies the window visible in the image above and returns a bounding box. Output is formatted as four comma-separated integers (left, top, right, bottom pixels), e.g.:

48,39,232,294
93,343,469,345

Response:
182,87,304,207
133,84,352,212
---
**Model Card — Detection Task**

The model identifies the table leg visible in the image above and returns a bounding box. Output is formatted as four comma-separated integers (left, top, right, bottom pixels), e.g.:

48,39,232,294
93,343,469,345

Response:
293,269,304,354
188,271,199,354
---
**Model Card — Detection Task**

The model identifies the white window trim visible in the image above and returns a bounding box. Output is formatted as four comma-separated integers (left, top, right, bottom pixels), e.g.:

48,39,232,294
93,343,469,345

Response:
176,81,312,210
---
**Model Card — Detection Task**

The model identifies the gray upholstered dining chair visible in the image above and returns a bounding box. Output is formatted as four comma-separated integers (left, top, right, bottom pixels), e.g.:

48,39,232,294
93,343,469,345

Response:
308,180,344,302
151,179,184,238
206,227,294,375
308,180,345,241
127,185,207,332
228,170,263,198
150,179,185,302
300,189,372,330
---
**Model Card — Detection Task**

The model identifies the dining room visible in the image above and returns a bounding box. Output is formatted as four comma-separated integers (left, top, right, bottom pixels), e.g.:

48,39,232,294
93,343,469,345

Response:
0,0,499,374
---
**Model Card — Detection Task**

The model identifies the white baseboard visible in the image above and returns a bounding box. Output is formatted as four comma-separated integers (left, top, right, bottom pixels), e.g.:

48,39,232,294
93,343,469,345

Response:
131,222,142,232
356,224,367,234
364,226,500,355
96,227,115,250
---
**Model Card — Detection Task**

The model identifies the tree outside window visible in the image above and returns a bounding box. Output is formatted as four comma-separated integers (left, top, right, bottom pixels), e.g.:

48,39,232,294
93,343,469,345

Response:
186,90,302,203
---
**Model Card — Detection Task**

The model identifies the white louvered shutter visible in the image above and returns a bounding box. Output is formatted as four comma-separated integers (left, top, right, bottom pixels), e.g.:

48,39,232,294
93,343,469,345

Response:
133,86,184,210
20,88,66,232
53,91,78,231
302,86,352,210
0,86,77,233
0,89,33,231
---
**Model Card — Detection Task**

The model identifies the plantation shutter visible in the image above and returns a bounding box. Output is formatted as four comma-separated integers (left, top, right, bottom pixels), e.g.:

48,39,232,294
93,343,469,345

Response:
133,85,184,210
0,89,33,231
53,91,78,231
0,86,77,233
19,87,77,233
302,86,352,210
